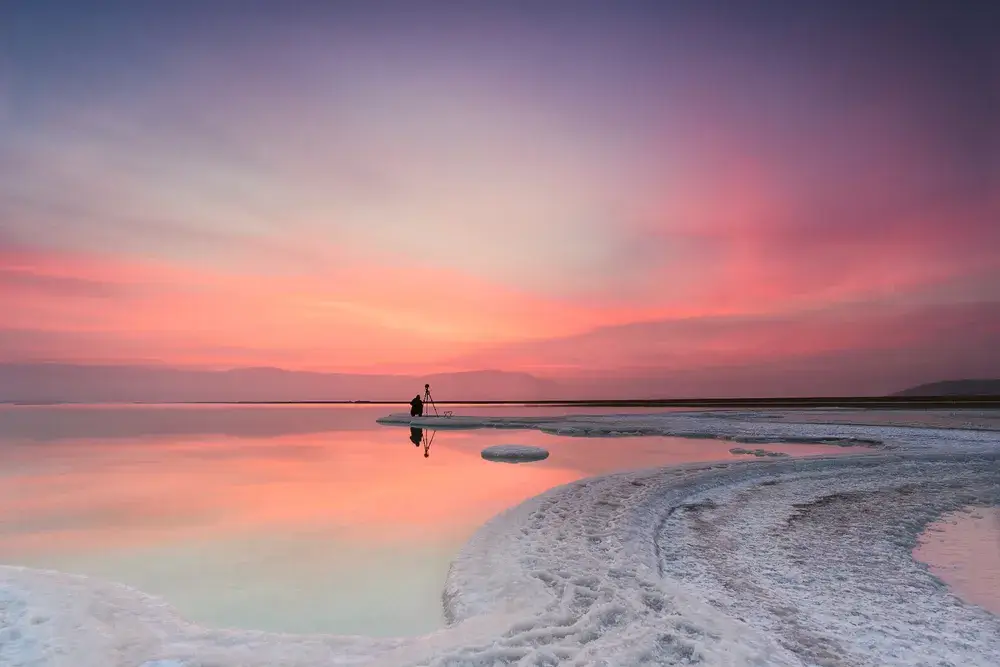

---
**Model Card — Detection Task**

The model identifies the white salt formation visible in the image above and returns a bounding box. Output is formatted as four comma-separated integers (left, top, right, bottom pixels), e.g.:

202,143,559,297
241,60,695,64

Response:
481,445,550,462
3,412,999,666
378,410,894,447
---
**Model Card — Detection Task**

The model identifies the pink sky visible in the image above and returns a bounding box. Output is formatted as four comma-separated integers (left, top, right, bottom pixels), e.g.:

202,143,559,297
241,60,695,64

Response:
1,4,998,395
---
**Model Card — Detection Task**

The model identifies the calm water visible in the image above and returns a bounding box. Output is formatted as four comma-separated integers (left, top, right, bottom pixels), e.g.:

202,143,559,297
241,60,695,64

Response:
0,404,853,636
914,506,1000,615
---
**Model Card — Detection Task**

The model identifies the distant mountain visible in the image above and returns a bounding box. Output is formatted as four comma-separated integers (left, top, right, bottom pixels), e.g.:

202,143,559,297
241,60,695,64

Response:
0,363,559,403
894,379,1000,397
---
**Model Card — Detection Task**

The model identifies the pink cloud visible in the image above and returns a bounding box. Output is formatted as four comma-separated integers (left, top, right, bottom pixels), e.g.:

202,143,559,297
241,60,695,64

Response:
449,300,1000,389
0,243,674,371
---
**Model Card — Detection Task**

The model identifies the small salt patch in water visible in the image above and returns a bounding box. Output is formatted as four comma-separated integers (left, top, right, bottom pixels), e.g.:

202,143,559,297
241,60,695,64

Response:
913,505,1000,615
481,445,549,463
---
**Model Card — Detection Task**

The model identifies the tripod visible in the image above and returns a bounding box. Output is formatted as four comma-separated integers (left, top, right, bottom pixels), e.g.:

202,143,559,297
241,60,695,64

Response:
422,384,438,417
422,384,452,418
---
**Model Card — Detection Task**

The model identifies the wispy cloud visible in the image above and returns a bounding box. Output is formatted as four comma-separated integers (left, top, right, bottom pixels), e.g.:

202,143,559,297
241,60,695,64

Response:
1,2,997,392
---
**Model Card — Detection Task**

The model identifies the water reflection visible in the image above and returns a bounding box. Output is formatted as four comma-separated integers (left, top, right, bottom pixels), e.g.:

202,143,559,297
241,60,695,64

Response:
408,427,437,458
0,404,856,636
914,506,1000,615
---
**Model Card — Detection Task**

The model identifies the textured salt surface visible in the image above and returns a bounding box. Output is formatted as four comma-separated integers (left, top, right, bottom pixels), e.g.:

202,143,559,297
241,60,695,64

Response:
481,445,549,462
377,410,899,448
4,412,1000,666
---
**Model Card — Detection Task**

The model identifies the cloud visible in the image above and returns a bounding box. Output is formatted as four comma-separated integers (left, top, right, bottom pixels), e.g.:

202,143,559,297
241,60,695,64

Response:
1,1,997,391
0,268,121,298
449,300,1000,390
604,115,1000,315
0,243,666,371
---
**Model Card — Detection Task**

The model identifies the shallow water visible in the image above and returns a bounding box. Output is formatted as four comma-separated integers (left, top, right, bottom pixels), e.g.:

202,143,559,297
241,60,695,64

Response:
0,403,853,636
914,505,1000,615
768,407,1000,432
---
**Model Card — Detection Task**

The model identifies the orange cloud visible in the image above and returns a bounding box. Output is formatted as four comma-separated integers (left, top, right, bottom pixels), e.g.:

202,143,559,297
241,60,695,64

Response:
1,243,676,371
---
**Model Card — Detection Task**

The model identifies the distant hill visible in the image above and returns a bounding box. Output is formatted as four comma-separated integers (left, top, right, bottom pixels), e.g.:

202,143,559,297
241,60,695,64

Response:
0,363,559,403
894,379,1000,397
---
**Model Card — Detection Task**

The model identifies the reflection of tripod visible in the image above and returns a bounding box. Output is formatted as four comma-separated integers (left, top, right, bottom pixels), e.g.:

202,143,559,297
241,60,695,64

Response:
423,384,453,418
408,426,437,458
422,428,435,458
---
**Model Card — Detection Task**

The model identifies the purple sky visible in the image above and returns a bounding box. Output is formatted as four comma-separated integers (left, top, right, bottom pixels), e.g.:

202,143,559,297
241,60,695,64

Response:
1,2,998,396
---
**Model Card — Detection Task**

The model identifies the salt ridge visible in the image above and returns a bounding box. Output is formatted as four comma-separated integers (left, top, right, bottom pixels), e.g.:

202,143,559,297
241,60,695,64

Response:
3,412,999,666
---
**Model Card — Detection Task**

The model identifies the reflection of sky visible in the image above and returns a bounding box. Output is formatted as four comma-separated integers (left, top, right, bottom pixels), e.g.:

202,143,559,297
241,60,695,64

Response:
0,405,852,635
914,507,1000,617
1,3,998,391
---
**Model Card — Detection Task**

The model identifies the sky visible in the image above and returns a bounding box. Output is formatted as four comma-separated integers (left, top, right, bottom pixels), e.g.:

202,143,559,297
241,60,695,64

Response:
1,1,998,395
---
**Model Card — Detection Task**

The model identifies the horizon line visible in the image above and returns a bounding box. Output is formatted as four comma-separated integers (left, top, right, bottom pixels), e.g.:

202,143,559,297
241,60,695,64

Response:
4,395,999,407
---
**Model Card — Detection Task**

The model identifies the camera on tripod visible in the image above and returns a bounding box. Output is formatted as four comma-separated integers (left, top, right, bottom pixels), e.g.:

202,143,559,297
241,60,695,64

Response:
421,384,452,418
